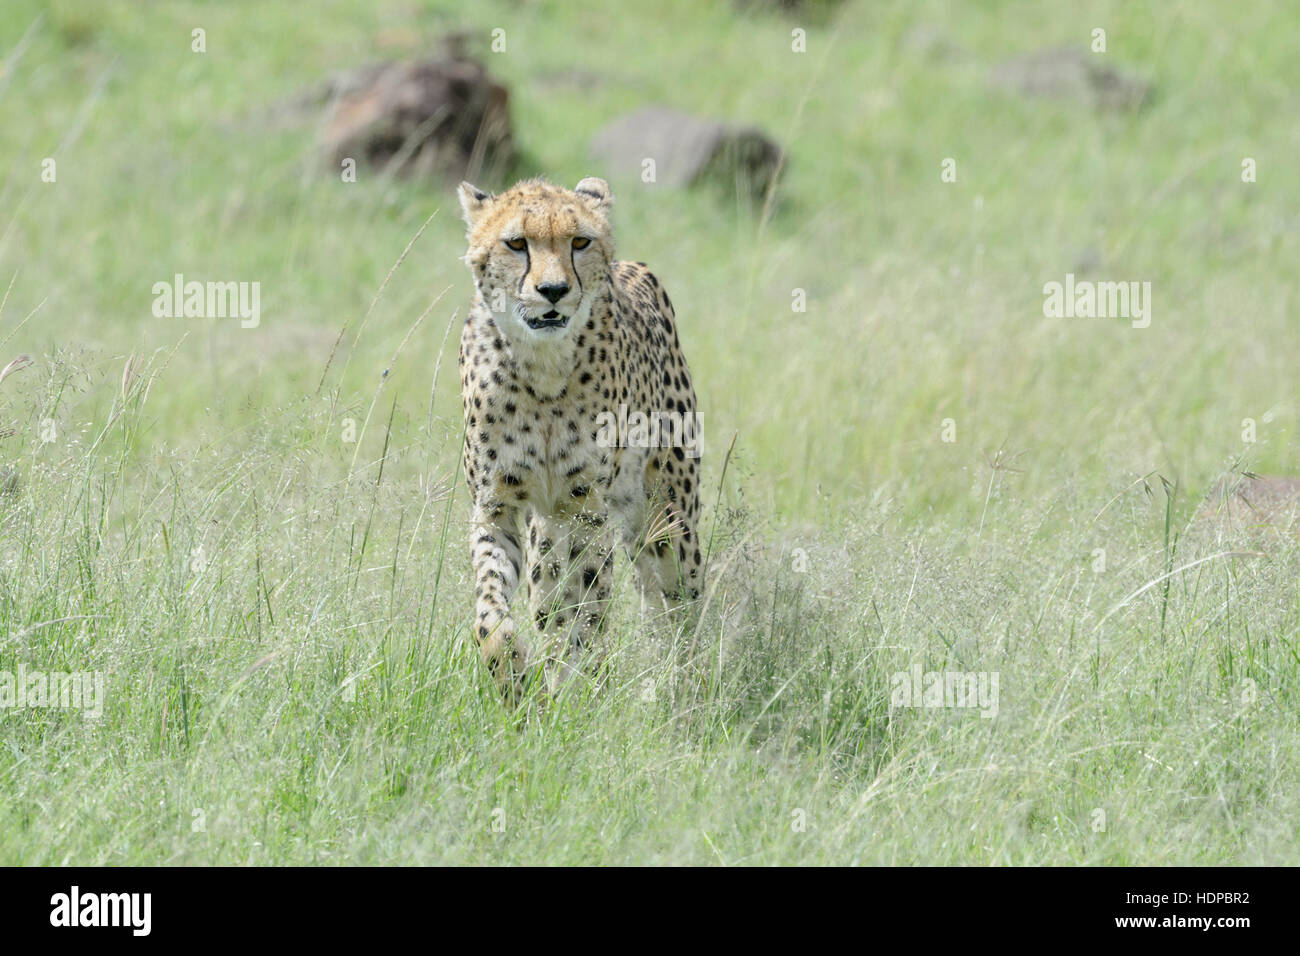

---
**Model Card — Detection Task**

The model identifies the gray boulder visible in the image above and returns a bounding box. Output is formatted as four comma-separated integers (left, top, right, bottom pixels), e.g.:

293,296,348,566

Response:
990,48,1152,111
589,107,784,201
317,36,514,182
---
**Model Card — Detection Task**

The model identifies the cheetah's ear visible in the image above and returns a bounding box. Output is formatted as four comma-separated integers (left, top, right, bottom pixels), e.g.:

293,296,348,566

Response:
573,177,613,213
458,181,492,229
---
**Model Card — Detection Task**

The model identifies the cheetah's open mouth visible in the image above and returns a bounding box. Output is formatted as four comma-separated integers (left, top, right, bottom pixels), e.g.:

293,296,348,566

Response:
525,310,568,331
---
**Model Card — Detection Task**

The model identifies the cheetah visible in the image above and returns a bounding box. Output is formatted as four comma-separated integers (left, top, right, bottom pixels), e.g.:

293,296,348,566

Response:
456,176,702,697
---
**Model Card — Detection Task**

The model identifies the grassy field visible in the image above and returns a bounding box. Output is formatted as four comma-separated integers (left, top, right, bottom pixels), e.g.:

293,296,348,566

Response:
0,0,1297,864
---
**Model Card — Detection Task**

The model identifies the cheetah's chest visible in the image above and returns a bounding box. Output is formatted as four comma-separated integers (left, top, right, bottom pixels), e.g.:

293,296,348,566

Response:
486,394,618,515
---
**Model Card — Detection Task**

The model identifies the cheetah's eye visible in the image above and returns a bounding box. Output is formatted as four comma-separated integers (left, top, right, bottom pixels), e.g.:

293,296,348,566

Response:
504,237,527,252
571,237,592,250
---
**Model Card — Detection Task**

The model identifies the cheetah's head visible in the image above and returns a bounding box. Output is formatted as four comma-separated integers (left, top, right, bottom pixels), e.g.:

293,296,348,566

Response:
459,177,614,345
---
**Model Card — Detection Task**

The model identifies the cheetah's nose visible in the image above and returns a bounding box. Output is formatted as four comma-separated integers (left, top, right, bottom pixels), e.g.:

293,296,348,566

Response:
537,282,570,304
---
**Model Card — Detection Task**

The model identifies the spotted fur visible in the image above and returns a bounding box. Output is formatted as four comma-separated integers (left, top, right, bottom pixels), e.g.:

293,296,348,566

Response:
456,176,701,697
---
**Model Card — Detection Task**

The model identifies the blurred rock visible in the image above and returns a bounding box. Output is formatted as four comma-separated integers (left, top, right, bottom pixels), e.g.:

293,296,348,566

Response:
589,107,784,202
316,35,514,182
990,48,1151,111
1072,246,1103,275
734,0,845,16
900,25,967,61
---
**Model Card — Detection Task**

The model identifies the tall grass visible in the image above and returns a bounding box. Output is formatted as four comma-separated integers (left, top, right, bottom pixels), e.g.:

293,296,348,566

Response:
0,0,1296,863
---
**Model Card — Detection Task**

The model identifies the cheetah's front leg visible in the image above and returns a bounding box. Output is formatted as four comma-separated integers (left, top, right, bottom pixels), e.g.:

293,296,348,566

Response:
469,503,534,699
634,458,703,610
526,504,615,691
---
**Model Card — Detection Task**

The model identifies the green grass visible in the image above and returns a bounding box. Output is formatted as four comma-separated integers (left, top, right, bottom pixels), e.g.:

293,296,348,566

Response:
0,0,1296,864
